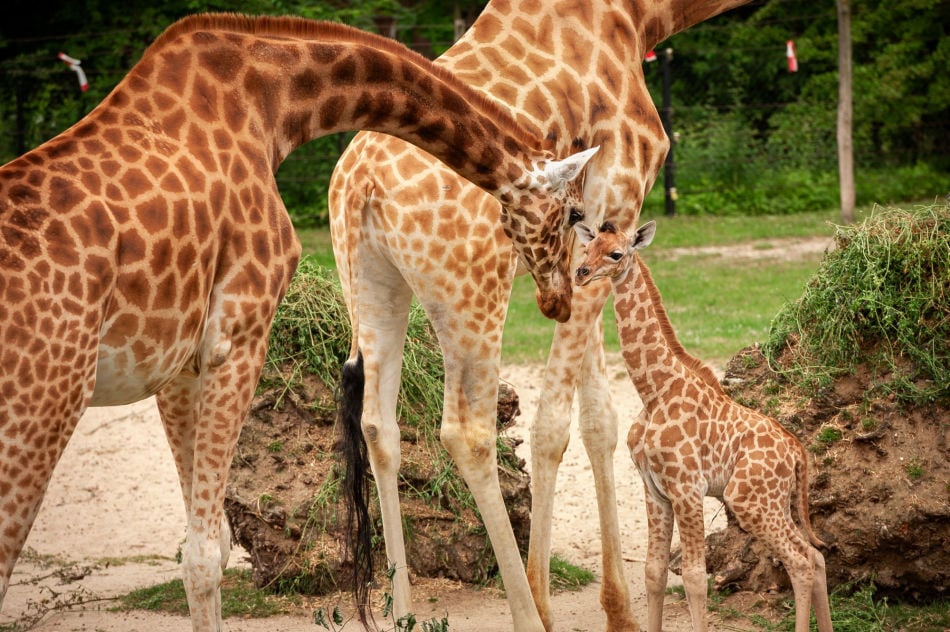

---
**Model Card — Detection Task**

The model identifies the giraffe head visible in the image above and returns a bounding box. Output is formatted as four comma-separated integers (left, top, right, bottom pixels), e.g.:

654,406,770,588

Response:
573,220,656,286
502,145,600,322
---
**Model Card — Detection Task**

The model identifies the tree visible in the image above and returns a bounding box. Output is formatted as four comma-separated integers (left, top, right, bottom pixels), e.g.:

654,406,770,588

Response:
837,0,854,224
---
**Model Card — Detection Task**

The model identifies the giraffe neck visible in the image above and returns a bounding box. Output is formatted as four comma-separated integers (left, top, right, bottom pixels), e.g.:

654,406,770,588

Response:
438,0,751,229
613,255,720,411
112,14,552,198
635,0,754,50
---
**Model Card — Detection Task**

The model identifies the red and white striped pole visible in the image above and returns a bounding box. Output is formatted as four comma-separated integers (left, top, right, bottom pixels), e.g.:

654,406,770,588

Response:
786,40,798,73
58,52,89,91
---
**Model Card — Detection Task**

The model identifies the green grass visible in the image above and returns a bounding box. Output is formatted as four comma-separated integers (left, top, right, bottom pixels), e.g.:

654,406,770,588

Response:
548,554,595,591
296,207,859,368
115,568,289,618
710,579,950,631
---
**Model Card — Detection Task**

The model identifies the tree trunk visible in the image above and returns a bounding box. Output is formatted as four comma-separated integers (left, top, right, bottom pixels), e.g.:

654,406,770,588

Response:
837,0,855,224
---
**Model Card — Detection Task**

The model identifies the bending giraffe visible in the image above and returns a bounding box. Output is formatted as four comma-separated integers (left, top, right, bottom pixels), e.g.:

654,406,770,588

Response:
329,1,752,629
574,220,833,632
0,13,599,632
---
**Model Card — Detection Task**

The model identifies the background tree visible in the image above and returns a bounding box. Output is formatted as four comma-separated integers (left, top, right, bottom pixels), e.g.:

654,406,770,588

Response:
2,0,946,223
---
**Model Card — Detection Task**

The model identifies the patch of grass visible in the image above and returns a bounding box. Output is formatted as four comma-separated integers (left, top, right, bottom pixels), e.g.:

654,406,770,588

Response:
708,579,950,631
905,458,925,480
817,426,843,444
548,554,595,591
766,203,950,403
115,568,288,618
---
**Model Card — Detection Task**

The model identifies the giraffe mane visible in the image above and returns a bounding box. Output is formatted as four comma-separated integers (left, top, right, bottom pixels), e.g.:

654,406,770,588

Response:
147,13,547,153
635,254,724,393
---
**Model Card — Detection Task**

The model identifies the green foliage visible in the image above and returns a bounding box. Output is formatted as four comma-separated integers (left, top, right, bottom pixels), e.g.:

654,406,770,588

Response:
3,0,945,226
116,568,287,618
548,554,595,591
766,203,950,403
263,256,444,426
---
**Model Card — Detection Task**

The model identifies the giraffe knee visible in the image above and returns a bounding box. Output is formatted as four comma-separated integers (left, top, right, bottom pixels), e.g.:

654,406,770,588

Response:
182,535,224,600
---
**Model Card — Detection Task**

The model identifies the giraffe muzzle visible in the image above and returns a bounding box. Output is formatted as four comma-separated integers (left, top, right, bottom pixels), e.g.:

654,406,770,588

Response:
536,285,572,323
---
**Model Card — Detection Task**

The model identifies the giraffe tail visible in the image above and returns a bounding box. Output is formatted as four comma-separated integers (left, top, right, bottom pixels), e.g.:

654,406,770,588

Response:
794,441,826,549
339,350,374,627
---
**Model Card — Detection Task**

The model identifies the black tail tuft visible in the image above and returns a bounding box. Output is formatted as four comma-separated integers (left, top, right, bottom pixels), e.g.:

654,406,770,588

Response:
338,351,374,626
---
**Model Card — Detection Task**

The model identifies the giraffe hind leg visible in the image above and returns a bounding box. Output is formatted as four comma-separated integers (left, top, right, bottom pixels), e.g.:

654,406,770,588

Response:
343,267,414,622
725,473,827,632
156,319,273,631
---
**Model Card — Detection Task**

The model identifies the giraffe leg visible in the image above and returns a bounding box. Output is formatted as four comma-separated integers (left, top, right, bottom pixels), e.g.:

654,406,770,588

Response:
0,330,95,609
671,495,709,632
527,279,636,632
156,376,232,607
725,472,826,632
439,350,545,632
352,272,414,619
811,548,833,632
576,317,639,632
156,312,274,632
0,406,87,606
525,330,578,631
641,482,675,632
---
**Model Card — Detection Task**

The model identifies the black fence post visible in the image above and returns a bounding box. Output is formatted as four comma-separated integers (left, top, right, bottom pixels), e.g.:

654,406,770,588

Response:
661,47,676,217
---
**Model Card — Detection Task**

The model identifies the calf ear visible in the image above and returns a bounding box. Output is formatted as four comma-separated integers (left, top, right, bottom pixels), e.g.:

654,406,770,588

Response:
630,220,656,252
574,223,597,245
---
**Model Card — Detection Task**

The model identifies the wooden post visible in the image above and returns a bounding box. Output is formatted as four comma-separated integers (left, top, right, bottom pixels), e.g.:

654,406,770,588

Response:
661,48,676,217
837,0,855,224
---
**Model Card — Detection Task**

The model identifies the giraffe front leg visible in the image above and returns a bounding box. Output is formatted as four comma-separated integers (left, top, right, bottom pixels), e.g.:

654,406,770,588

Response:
576,314,639,632
526,335,578,631
527,278,615,631
157,374,234,631
157,316,273,632
642,482,674,632
671,495,710,632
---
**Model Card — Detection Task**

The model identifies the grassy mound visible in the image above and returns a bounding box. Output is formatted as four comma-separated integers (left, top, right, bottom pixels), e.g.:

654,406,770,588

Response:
765,202,950,403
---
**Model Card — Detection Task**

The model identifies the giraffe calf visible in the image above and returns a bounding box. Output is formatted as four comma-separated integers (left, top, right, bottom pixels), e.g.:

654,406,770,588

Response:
574,221,833,632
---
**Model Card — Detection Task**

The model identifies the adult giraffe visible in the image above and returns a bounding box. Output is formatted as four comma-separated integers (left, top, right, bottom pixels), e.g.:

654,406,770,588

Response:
0,13,599,632
330,1,751,630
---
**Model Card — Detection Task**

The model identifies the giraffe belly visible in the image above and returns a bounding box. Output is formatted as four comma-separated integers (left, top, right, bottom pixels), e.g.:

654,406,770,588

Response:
89,342,194,406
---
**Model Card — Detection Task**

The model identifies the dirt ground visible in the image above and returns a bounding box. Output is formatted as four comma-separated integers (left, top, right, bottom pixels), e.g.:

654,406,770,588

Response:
0,358,748,632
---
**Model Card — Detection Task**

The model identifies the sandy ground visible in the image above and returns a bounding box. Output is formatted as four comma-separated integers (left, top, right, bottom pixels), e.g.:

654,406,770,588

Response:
0,354,749,632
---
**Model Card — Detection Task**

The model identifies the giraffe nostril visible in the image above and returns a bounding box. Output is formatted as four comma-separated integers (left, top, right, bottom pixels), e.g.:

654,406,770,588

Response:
577,267,589,277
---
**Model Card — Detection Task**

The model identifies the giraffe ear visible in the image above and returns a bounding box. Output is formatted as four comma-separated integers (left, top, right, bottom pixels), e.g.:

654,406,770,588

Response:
574,223,597,245
629,220,656,253
545,146,600,188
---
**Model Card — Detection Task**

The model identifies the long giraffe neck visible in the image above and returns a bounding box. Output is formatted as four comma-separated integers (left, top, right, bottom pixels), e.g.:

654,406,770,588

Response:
102,14,554,199
613,255,722,411
635,0,753,50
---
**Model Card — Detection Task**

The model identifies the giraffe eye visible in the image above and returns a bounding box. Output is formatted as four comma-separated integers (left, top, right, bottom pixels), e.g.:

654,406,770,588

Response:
608,251,623,261
568,208,583,226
